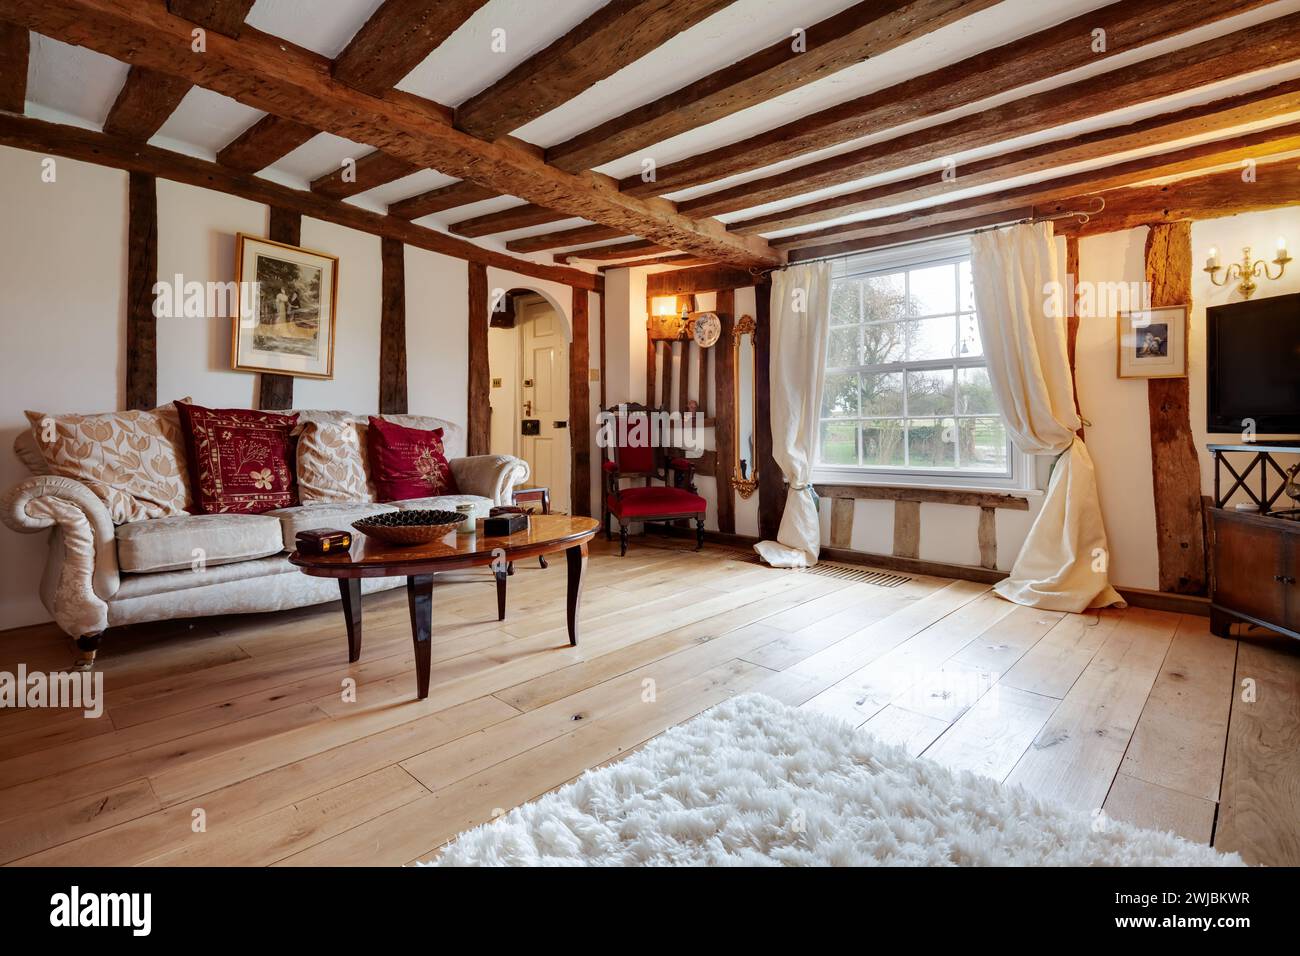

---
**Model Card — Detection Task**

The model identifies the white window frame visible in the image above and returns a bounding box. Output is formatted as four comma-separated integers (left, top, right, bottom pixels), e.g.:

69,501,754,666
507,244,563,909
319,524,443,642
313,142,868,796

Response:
813,237,1037,493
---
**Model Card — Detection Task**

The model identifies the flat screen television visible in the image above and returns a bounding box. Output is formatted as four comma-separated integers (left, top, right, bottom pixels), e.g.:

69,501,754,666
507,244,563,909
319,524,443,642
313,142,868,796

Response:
1206,291,1300,434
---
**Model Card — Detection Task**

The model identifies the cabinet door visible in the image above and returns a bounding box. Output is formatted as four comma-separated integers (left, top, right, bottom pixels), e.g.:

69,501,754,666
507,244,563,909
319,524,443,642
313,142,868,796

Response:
1285,535,1300,634
1212,513,1286,625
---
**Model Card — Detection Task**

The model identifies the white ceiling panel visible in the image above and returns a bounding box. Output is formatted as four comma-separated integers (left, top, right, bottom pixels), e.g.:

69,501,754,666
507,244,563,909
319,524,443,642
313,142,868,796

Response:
24,34,129,131
150,88,266,160
243,0,385,58
260,132,378,190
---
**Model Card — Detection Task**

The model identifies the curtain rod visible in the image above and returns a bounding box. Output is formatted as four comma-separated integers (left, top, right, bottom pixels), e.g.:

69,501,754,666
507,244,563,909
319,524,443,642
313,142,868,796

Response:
749,196,1107,278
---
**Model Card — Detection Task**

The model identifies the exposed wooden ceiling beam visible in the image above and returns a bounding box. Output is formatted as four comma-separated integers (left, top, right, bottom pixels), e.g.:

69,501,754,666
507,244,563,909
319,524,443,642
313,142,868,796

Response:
782,124,1300,260
455,0,732,143
599,253,707,272
101,0,255,141
0,21,28,113
215,113,318,172
332,0,489,96
311,148,422,200
0,111,602,290
621,0,1279,199
15,0,780,267
506,224,626,253
558,240,668,263
546,0,997,173
450,203,573,238
678,13,1300,220
734,78,1300,236
388,179,499,219
647,265,755,296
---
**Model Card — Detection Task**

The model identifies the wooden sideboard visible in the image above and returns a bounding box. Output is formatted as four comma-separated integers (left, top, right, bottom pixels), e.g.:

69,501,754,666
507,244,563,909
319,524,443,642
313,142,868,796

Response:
1209,508,1300,640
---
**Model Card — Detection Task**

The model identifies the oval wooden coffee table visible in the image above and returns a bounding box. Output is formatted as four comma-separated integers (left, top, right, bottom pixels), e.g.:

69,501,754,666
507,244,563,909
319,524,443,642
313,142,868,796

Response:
289,515,600,700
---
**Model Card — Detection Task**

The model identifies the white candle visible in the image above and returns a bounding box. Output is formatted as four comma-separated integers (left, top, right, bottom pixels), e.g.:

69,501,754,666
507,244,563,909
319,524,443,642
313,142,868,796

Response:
1207,247,1220,270
1278,237,1288,257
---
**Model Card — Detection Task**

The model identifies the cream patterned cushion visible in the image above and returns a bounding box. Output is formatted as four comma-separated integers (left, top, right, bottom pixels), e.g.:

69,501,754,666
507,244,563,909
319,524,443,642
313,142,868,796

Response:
24,401,193,524
115,513,284,573
295,419,375,503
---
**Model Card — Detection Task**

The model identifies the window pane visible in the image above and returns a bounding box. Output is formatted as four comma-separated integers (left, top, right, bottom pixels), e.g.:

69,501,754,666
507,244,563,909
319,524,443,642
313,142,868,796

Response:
860,371,903,416
957,367,998,415
958,417,1009,473
906,316,956,361
909,263,957,316
958,313,982,358
861,420,905,468
959,260,975,313
906,368,954,416
907,418,956,469
826,326,859,368
822,372,859,418
863,274,909,324
819,421,858,465
830,280,860,326
861,320,906,366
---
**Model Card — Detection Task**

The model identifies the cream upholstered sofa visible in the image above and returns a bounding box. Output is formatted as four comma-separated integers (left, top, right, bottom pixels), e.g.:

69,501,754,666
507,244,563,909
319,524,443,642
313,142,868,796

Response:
1,409,528,666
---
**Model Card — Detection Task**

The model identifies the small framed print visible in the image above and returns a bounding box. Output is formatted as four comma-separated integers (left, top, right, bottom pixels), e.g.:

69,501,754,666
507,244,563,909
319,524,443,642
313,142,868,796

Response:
1116,304,1188,379
232,233,338,379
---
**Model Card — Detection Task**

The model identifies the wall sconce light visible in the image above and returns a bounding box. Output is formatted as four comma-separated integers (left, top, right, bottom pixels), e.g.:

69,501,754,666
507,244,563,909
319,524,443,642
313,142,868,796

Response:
1204,239,1291,299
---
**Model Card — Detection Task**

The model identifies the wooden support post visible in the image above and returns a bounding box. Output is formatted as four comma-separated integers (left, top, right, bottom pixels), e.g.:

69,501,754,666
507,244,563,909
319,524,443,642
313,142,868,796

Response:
645,293,657,407
830,497,854,549
1065,235,1084,440
125,171,157,411
697,331,708,417
598,292,606,409
754,278,782,541
892,499,920,559
1144,221,1207,594
466,261,490,456
258,206,300,410
977,506,997,570
713,292,736,535
660,339,673,410
570,288,591,517
678,342,691,414
378,236,407,414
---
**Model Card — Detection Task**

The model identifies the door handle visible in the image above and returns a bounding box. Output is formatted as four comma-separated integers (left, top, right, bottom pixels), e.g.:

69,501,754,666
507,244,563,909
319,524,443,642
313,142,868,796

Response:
1273,575,1296,584
553,420,568,429
523,400,532,416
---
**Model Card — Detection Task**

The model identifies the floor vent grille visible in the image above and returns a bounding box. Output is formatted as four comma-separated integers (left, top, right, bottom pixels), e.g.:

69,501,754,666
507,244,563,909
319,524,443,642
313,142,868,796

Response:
778,561,911,587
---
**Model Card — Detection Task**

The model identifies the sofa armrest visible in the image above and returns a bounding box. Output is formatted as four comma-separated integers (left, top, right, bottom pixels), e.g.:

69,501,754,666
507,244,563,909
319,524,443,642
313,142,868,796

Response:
449,455,531,506
2,475,119,636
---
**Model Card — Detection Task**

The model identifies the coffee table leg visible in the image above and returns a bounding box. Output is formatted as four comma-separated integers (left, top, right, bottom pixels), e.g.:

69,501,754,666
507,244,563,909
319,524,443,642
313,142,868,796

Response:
565,542,588,647
339,578,362,663
495,567,507,621
406,574,434,700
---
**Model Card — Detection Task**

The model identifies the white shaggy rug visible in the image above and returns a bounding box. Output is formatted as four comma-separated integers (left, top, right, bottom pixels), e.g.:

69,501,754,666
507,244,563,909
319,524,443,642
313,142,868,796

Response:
425,694,1242,866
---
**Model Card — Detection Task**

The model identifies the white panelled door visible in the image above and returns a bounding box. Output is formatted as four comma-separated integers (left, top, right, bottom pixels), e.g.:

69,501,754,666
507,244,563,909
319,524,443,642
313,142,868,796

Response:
518,296,570,514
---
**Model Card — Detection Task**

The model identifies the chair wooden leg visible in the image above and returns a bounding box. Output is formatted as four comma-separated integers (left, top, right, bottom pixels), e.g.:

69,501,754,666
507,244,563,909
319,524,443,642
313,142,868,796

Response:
696,517,705,551
619,522,628,557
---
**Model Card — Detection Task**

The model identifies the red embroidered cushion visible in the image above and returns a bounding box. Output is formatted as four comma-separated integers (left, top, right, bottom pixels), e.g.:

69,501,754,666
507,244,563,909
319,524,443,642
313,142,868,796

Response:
365,416,459,502
175,401,299,514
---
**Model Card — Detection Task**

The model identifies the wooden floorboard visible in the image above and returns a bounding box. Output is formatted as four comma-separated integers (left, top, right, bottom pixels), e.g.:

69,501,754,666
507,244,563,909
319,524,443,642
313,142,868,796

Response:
1,540,1297,866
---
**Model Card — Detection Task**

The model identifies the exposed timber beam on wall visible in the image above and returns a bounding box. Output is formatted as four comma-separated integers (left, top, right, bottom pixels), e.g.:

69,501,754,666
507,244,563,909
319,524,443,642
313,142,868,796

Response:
570,289,592,517
1144,222,1207,594
713,289,736,535
466,262,489,456
546,0,996,173
257,206,300,410
379,236,407,414
619,0,1281,199
125,171,158,411
0,21,27,113
754,277,781,541
1065,236,1085,441
455,0,731,143
0,113,601,291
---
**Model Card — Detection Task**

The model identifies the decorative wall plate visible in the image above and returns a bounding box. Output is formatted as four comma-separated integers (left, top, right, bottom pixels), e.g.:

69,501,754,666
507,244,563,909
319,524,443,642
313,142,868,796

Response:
692,312,721,348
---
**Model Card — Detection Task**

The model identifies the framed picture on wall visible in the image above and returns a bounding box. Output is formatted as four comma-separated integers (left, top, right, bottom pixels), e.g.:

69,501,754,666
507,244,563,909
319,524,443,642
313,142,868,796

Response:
1116,304,1188,379
232,233,338,379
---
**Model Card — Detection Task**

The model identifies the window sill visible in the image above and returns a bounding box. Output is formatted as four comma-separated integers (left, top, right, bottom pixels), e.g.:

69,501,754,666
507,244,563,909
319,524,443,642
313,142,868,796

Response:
812,479,1039,511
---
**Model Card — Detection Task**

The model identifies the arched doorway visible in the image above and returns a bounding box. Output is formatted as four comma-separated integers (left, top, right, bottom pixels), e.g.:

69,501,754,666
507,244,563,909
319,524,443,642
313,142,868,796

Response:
488,288,571,513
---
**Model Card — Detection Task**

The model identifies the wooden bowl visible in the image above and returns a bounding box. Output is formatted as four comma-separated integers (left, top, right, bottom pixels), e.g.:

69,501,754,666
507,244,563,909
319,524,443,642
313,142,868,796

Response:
351,509,463,546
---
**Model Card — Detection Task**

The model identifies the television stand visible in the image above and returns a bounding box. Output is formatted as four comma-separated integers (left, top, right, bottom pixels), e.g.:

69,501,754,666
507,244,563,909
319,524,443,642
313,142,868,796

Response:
1206,442,1300,641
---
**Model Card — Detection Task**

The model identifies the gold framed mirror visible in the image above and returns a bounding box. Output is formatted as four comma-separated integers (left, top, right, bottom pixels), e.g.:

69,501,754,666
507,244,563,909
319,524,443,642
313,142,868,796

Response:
731,314,758,499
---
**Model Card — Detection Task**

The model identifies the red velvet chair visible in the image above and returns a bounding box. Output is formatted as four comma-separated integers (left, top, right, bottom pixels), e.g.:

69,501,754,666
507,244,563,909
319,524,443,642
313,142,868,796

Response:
603,406,707,555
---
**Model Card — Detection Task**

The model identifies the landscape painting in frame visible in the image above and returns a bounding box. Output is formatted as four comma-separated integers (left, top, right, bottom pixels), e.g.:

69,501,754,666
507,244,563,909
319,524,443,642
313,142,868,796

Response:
233,234,338,379
1116,304,1188,379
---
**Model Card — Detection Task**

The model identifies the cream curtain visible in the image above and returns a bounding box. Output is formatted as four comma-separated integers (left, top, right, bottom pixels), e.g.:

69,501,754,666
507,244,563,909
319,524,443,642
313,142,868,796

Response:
970,222,1123,612
755,263,832,568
